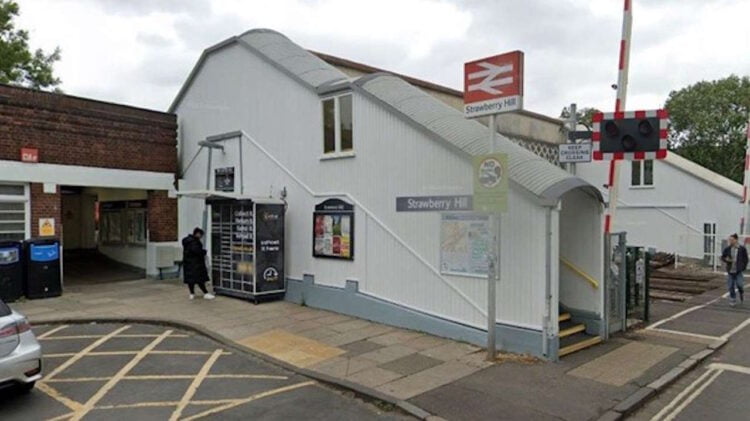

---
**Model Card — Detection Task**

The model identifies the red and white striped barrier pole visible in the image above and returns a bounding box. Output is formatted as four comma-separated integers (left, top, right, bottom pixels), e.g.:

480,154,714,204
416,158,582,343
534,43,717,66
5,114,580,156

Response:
604,0,633,234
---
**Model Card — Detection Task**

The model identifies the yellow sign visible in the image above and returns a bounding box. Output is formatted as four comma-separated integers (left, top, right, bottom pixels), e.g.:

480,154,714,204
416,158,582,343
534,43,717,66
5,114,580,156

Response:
473,153,509,213
39,218,55,237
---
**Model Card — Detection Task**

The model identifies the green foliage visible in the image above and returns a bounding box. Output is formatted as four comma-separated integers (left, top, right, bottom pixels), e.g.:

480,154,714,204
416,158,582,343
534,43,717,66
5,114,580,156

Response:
0,0,61,90
559,106,600,131
666,75,750,183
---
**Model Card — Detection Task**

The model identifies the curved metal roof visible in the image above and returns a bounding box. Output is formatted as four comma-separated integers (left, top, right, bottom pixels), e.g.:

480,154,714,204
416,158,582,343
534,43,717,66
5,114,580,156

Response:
238,29,349,89
354,73,601,204
171,28,601,205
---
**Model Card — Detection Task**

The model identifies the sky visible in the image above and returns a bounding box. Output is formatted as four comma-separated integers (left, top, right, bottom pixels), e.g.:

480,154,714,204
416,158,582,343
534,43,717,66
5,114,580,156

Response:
14,0,750,117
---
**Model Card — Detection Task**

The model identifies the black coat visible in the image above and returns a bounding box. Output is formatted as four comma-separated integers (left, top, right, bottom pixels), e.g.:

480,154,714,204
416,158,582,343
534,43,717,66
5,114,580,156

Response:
182,234,209,285
722,245,748,274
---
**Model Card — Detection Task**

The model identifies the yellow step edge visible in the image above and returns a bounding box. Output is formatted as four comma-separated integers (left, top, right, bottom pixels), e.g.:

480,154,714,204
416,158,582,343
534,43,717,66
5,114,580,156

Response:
559,336,602,357
559,324,586,338
558,313,571,323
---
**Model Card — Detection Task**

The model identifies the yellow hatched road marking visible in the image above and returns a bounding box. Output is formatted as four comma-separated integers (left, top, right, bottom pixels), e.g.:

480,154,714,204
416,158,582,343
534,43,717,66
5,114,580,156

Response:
170,349,224,421
183,381,316,421
70,330,173,421
46,373,289,383
44,325,131,381
46,350,230,358
37,325,69,339
37,382,83,411
46,412,75,421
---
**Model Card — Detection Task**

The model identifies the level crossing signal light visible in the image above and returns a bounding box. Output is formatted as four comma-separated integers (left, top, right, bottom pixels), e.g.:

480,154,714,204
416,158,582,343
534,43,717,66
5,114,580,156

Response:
592,109,669,160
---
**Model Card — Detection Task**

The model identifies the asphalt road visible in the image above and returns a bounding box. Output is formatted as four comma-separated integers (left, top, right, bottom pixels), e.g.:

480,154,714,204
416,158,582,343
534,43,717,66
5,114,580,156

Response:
631,296,750,420
0,323,411,421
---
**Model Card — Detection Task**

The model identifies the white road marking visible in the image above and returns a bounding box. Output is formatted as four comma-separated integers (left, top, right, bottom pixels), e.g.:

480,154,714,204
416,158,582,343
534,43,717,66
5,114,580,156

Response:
661,369,723,421
651,368,719,421
708,362,750,375
647,293,728,330
720,317,750,340
645,328,722,342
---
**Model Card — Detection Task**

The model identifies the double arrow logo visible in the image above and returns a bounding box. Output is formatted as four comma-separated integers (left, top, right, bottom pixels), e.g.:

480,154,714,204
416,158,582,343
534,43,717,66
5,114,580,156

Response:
467,62,514,95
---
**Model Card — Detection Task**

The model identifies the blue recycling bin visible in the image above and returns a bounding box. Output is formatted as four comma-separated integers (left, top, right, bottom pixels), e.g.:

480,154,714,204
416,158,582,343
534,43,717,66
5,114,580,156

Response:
0,241,24,302
24,238,62,299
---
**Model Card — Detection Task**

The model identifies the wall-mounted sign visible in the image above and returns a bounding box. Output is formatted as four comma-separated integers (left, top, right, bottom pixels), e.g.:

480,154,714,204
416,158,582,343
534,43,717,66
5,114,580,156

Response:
473,153,509,213
440,213,490,277
313,199,354,260
215,167,235,192
39,218,55,237
396,195,473,212
559,143,592,163
21,147,39,163
464,51,524,118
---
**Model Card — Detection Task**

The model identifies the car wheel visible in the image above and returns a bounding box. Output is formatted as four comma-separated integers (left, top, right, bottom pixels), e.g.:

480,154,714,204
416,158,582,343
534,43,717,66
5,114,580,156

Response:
17,381,35,393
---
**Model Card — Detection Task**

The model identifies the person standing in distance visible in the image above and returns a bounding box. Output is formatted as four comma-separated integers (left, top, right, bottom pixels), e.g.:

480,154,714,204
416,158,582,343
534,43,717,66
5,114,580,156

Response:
721,233,747,306
182,227,215,300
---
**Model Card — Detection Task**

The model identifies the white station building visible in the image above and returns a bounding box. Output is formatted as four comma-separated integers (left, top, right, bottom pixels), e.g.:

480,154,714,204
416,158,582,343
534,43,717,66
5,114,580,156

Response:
171,29,609,359
576,154,744,265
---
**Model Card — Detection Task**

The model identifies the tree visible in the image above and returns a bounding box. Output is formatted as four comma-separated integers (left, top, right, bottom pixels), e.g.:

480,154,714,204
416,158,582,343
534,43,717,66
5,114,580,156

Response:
559,106,600,131
666,75,750,183
0,0,61,90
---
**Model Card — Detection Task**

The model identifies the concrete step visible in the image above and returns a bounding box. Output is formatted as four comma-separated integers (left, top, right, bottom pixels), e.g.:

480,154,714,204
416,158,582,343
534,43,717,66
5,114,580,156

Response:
559,333,602,357
559,323,586,338
558,312,571,323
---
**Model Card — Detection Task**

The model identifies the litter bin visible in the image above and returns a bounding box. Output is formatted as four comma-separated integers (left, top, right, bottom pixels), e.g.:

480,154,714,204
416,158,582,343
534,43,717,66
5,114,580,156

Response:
0,241,23,302
24,238,62,299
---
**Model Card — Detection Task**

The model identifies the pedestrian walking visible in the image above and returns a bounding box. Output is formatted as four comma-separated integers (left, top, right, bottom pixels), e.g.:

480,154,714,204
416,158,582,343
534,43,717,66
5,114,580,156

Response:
721,233,746,306
182,227,215,300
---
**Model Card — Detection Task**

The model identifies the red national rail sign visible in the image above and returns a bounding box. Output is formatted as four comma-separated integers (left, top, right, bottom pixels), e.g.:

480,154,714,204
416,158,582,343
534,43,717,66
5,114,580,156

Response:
464,51,524,118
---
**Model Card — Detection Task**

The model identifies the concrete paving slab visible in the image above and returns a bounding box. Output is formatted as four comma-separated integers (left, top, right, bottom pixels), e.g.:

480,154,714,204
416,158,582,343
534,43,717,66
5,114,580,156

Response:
380,354,444,377
368,330,425,346
568,342,678,386
359,344,418,365
342,340,386,357
239,329,345,368
346,367,404,388
419,342,480,361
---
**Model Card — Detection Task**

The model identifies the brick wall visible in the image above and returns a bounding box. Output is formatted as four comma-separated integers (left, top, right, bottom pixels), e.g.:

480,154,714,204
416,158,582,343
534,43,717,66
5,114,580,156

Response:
0,83,177,173
147,190,177,242
30,183,62,238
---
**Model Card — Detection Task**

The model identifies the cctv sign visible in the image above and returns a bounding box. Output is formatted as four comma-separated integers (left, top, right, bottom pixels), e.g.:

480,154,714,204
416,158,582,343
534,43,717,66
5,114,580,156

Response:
464,51,524,118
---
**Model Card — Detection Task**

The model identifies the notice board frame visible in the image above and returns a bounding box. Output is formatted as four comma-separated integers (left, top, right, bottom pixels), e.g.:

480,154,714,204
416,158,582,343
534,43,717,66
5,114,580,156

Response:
312,198,354,260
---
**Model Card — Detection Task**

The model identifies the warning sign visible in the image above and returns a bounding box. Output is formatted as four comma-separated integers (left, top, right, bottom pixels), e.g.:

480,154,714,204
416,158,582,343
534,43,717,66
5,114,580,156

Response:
39,218,55,237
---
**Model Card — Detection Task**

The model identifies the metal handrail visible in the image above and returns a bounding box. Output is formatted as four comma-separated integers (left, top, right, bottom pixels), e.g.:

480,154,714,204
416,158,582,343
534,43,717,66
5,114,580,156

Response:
560,257,599,289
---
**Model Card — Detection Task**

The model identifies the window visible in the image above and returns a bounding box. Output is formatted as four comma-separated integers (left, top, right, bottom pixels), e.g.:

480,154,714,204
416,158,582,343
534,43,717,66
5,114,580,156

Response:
631,160,654,187
321,94,354,156
100,200,147,246
703,222,717,266
0,184,28,242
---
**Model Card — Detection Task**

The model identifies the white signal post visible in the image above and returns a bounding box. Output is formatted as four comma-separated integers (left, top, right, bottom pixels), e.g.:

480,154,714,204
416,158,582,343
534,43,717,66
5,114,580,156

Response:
604,0,633,235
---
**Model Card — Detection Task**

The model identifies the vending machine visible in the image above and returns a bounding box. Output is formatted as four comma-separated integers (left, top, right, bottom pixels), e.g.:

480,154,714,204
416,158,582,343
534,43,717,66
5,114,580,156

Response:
207,196,285,303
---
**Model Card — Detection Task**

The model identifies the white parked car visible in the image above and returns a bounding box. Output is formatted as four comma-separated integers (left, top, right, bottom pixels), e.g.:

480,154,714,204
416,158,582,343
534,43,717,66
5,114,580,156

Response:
0,300,42,393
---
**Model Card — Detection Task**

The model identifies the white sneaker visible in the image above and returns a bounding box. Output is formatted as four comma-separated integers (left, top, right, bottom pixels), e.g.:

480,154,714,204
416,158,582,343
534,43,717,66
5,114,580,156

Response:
204,293,215,300
189,294,195,300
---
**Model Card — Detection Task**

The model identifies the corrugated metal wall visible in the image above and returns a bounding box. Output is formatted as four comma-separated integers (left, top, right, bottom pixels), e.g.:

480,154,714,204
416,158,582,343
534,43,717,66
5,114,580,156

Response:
175,43,560,332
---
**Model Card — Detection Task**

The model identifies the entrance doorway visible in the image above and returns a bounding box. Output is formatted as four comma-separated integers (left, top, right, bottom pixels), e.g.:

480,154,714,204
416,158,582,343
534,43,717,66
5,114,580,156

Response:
60,187,147,285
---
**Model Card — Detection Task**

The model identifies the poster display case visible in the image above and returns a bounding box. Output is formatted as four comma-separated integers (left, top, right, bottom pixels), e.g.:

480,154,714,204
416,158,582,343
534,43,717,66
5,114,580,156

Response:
207,196,285,303
313,199,354,260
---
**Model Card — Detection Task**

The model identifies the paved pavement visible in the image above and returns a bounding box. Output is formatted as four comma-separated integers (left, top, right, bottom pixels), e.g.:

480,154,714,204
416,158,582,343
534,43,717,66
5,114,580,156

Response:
7,278,730,420
0,323,410,420
630,293,750,421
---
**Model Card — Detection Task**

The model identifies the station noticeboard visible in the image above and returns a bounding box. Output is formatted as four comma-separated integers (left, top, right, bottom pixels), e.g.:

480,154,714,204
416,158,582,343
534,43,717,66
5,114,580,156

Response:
473,153,509,213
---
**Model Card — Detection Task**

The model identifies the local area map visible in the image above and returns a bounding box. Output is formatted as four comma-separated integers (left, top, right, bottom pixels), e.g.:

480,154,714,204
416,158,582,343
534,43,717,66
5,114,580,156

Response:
440,213,490,277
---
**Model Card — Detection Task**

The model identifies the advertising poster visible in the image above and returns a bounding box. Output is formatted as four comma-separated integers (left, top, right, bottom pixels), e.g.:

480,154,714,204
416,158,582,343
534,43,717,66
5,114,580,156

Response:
313,199,354,260
440,213,490,277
